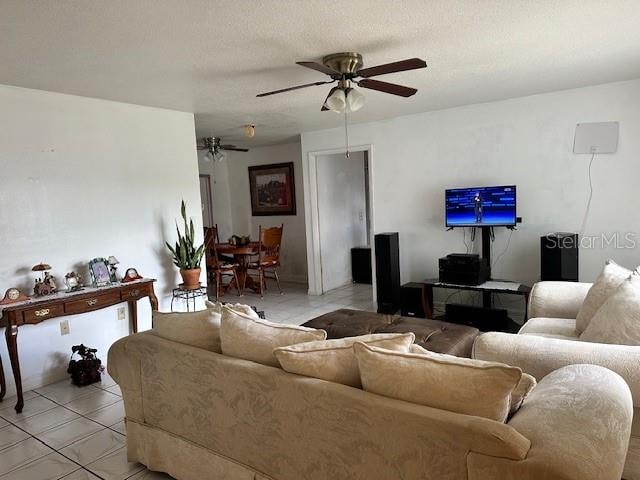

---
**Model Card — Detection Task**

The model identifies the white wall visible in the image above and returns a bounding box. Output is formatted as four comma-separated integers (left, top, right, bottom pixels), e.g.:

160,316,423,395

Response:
317,151,367,292
0,85,203,396
301,79,640,297
198,151,233,240
198,141,308,283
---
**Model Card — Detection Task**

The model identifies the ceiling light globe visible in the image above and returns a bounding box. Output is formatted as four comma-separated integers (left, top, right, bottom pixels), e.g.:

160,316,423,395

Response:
346,88,365,112
204,150,214,162
326,88,346,113
213,150,225,162
244,124,256,138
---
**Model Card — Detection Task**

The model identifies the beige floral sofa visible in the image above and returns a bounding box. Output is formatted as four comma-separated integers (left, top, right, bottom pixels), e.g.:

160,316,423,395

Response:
473,280,640,479
108,328,632,480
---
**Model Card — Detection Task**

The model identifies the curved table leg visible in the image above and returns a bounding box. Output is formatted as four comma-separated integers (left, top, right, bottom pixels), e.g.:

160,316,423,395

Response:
0,353,6,402
6,325,23,413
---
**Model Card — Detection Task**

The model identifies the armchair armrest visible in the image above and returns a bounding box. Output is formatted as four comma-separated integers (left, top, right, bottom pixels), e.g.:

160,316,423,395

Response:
469,364,632,480
473,332,640,406
528,281,592,320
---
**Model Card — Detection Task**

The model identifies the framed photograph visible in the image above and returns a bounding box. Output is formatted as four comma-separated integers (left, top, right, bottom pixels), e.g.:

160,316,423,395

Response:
248,162,296,216
88,258,112,287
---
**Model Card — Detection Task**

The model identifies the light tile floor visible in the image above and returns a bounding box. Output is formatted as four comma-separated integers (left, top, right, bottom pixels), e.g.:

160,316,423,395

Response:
0,281,374,479
230,281,376,325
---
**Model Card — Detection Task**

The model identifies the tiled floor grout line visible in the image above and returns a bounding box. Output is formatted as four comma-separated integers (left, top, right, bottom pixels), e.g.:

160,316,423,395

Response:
0,407,93,479
1,386,127,479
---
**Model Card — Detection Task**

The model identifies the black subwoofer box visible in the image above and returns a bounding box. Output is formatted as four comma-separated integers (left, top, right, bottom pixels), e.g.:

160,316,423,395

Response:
400,282,426,318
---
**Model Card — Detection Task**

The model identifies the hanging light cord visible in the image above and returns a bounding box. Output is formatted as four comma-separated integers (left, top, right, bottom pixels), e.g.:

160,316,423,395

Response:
344,107,350,158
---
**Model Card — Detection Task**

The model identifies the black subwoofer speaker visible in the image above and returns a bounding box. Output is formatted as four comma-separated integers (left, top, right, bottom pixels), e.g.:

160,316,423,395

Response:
541,233,579,282
400,282,425,318
375,232,400,314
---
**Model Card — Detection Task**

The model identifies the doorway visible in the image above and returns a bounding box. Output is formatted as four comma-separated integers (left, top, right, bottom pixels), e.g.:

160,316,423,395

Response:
199,174,214,228
314,149,373,296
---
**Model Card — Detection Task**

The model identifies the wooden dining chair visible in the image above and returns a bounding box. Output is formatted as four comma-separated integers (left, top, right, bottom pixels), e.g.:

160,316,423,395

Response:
247,224,284,297
204,225,242,300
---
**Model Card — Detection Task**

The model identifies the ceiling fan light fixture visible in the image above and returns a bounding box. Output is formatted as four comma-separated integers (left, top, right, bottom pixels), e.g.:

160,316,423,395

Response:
204,150,214,162
244,124,256,138
346,87,365,112
213,150,225,162
325,88,346,113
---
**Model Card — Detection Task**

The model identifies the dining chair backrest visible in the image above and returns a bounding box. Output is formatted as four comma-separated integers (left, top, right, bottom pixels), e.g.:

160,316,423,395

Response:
258,224,283,265
204,225,222,268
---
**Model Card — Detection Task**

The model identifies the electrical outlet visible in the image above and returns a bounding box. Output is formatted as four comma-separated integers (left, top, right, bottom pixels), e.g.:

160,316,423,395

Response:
60,319,70,335
117,306,126,320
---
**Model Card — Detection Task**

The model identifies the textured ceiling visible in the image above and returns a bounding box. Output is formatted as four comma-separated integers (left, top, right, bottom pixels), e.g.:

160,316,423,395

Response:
1,1,640,146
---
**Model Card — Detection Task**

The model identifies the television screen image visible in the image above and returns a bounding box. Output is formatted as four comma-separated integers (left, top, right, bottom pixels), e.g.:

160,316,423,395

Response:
445,185,516,227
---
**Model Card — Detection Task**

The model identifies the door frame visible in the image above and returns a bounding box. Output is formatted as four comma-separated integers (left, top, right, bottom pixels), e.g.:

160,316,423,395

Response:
199,174,214,228
304,144,375,297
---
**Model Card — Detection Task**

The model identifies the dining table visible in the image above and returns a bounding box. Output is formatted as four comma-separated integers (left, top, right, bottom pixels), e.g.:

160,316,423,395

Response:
216,242,262,295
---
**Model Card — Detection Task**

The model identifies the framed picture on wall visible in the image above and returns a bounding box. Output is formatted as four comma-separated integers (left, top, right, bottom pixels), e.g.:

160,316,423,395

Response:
248,162,296,216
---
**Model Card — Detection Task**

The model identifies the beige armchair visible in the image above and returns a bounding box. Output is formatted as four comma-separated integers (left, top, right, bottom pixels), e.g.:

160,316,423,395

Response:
473,280,640,479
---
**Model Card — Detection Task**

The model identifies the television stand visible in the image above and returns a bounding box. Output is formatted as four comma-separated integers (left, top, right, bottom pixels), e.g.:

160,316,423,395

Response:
421,278,531,324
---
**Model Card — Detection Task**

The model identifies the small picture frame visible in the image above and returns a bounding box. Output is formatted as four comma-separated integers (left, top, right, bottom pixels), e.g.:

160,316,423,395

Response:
88,258,112,287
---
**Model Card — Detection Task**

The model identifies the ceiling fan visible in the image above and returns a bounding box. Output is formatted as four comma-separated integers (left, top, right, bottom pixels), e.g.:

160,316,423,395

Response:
197,137,249,162
256,52,427,112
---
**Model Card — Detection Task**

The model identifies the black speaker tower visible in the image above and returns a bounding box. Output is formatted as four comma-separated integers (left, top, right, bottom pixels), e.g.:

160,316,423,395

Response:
375,232,401,314
541,233,579,281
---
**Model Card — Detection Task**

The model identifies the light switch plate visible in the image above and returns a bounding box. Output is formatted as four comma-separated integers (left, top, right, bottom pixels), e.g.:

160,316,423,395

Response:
117,306,126,320
60,319,70,335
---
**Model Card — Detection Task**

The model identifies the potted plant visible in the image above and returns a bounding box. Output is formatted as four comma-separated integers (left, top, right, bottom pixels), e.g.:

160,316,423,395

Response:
166,200,205,289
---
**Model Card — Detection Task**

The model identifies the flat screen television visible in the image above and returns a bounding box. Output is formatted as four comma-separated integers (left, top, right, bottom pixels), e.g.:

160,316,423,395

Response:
445,185,516,227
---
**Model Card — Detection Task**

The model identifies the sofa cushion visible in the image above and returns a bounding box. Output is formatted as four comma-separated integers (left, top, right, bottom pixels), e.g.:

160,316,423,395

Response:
410,343,534,417
152,303,259,352
355,342,522,422
152,308,222,352
220,306,326,367
205,300,259,319
518,317,579,340
576,260,633,333
274,333,415,387
581,271,640,345
509,372,537,417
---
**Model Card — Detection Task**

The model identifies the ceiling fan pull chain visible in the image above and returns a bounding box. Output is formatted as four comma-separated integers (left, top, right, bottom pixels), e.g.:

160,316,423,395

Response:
344,108,350,158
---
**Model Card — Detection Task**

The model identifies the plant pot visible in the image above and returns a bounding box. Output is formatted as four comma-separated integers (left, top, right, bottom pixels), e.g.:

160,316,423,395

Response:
180,268,201,290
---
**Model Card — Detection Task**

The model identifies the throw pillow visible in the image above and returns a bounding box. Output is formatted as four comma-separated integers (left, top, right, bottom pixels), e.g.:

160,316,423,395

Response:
410,343,534,417
152,308,223,352
274,333,415,387
205,300,259,319
580,270,640,345
355,342,522,422
576,260,633,333
220,306,326,367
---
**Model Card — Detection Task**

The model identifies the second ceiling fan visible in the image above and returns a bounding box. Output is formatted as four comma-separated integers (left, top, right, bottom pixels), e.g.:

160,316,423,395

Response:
198,137,248,162
257,52,427,112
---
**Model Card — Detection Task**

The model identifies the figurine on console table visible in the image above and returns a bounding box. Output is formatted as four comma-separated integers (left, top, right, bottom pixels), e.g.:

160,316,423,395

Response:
65,272,84,293
32,263,57,296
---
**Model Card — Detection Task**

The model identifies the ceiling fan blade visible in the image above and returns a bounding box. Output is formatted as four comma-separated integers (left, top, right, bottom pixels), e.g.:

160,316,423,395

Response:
296,61,341,77
358,78,417,97
357,58,427,78
221,147,249,152
257,80,333,97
